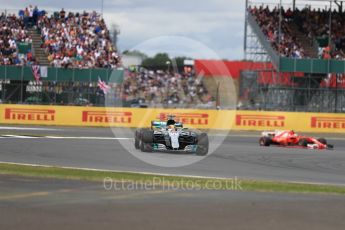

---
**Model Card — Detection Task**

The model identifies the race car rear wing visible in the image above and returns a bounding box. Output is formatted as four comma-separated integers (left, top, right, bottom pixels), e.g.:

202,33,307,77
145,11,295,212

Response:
261,131,276,137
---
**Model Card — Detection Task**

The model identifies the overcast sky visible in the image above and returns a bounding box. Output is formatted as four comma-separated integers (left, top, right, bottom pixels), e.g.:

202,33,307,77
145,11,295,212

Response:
0,0,333,60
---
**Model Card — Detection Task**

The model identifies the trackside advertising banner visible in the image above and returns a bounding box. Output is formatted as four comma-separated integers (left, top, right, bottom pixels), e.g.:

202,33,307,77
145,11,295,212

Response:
1,104,345,133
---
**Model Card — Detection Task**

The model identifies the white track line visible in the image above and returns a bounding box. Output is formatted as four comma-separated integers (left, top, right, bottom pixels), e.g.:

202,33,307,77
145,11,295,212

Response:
225,134,345,140
0,161,344,187
0,126,61,131
44,136,131,140
0,135,132,140
2,135,39,139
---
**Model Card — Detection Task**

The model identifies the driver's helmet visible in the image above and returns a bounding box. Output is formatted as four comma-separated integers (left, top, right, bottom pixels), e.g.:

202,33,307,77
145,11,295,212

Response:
289,130,296,136
166,119,176,126
167,118,176,131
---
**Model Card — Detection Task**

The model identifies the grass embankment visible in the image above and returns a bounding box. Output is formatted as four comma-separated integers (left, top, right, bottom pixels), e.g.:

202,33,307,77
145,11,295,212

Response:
0,163,344,195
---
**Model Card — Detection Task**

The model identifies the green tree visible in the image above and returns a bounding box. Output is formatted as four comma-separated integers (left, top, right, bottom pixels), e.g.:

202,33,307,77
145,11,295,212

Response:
122,50,148,60
142,53,171,71
141,53,192,72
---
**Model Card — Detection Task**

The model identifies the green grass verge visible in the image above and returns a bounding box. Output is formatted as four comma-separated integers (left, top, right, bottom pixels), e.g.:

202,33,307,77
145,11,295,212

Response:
0,162,344,195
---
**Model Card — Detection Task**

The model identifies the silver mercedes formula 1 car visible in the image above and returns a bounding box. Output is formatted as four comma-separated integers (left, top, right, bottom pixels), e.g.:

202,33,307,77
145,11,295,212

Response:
134,116,209,156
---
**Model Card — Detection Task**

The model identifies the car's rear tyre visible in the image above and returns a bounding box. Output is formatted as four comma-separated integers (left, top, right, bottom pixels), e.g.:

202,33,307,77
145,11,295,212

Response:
259,137,271,146
134,130,140,149
298,138,308,147
317,138,327,145
135,138,140,149
196,133,209,156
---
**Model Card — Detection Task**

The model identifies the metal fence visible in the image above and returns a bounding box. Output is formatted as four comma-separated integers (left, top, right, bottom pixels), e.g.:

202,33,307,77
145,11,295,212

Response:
0,79,124,106
239,71,345,113
0,66,124,106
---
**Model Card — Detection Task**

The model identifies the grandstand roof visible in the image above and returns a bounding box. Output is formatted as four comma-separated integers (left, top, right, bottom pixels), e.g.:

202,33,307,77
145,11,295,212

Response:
298,0,345,2
290,0,345,6
249,0,345,12
300,0,345,2
291,0,345,12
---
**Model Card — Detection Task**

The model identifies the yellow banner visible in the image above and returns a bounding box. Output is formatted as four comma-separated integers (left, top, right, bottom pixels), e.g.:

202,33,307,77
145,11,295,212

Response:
0,104,345,133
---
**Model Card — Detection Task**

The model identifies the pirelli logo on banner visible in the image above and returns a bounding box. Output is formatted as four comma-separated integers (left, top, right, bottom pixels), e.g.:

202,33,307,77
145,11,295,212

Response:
311,117,345,129
82,111,132,123
236,114,285,127
158,113,209,125
4,108,55,121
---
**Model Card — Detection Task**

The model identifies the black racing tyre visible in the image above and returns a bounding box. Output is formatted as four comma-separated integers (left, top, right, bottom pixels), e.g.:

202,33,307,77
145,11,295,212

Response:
134,130,140,149
196,133,209,156
298,138,308,147
259,137,271,146
142,130,154,143
140,141,152,152
327,144,334,149
317,138,327,145
140,130,153,152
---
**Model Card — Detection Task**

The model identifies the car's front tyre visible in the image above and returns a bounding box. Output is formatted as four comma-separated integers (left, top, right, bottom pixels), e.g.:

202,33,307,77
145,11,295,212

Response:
298,138,308,147
196,133,209,156
259,137,271,146
140,141,152,152
140,130,154,152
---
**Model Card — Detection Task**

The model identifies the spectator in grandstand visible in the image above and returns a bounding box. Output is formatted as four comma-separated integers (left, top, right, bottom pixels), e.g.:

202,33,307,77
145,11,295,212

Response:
322,46,331,59
32,6,40,25
60,8,66,20
28,5,34,21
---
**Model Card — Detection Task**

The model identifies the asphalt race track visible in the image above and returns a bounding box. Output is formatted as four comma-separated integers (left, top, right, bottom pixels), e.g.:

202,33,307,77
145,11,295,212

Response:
1,175,345,230
1,126,345,185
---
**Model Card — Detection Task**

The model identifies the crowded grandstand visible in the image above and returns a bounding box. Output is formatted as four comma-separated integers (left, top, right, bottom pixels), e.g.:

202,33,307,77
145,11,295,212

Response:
1,2,345,112
249,4,345,59
0,11,33,65
38,9,120,68
242,1,345,112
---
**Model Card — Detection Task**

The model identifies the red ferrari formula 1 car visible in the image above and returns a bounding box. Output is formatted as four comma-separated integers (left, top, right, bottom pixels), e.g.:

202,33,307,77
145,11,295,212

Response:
259,130,334,150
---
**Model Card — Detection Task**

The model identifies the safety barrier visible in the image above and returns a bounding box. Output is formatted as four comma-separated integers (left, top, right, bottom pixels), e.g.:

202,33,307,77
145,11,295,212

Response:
1,104,345,133
0,66,124,83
